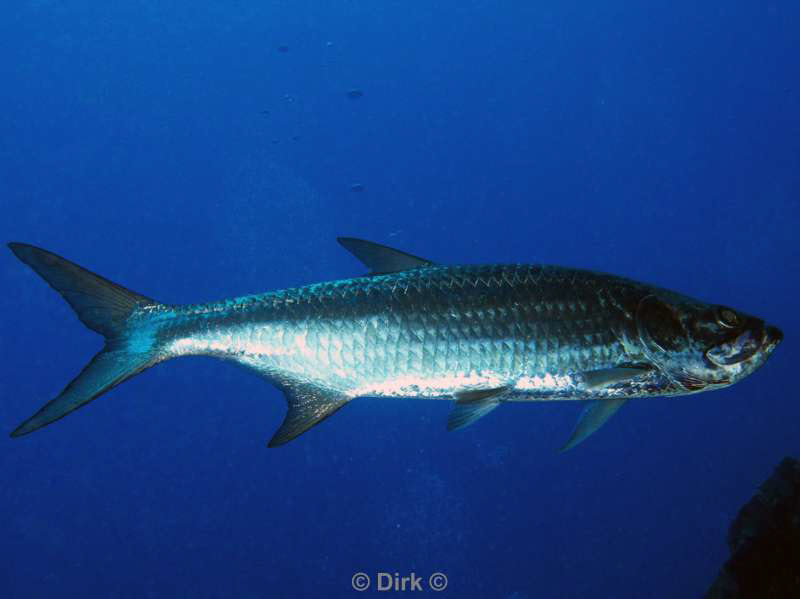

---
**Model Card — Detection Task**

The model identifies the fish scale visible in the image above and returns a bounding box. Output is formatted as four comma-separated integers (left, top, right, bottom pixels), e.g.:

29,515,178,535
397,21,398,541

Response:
164,264,640,400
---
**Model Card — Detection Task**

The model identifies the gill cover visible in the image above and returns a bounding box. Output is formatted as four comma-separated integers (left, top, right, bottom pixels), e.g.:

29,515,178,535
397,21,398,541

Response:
635,294,710,392
636,295,685,353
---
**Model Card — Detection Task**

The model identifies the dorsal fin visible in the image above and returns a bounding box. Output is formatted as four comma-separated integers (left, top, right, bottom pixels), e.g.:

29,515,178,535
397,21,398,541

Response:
337,237,434,275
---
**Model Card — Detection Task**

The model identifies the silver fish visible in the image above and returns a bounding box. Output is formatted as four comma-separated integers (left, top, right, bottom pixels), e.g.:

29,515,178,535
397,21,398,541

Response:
7,238,782,450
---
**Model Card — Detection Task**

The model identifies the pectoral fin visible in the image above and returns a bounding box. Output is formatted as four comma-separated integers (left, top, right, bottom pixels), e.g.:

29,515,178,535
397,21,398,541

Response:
447,387,508,431
268,384,352,447
337,237,434,275
559,399,628,452
583,366,652,390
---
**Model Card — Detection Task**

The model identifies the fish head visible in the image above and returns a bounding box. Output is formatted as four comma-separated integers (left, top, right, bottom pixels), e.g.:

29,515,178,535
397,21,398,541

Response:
635,293,782,392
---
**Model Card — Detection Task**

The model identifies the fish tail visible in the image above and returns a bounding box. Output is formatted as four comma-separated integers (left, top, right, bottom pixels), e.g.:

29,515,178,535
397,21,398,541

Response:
8,242,166,437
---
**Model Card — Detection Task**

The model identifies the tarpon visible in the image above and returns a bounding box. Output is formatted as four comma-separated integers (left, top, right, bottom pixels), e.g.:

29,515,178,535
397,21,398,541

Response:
7,238,782,449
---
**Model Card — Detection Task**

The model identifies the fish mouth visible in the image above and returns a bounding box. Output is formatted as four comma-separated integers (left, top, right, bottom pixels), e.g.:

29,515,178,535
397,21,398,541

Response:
763,325,783,354
706,322,780,367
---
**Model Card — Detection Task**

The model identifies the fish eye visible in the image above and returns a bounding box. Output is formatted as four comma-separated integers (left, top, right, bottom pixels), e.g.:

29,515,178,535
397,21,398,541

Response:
716,307,740,329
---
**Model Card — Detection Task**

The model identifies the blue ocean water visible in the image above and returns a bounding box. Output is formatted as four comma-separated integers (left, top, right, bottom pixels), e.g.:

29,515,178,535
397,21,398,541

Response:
0,2,797,597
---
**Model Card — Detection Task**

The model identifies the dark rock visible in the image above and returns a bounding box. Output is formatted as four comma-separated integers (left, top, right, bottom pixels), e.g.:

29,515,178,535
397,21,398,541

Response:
346,89,364,100
705,457,800,598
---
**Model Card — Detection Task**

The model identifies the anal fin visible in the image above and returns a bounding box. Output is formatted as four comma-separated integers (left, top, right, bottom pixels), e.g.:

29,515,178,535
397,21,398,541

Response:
268,384,352,447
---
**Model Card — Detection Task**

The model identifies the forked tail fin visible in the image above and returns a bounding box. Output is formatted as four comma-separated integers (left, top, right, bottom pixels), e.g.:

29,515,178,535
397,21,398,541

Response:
8,243,163,437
